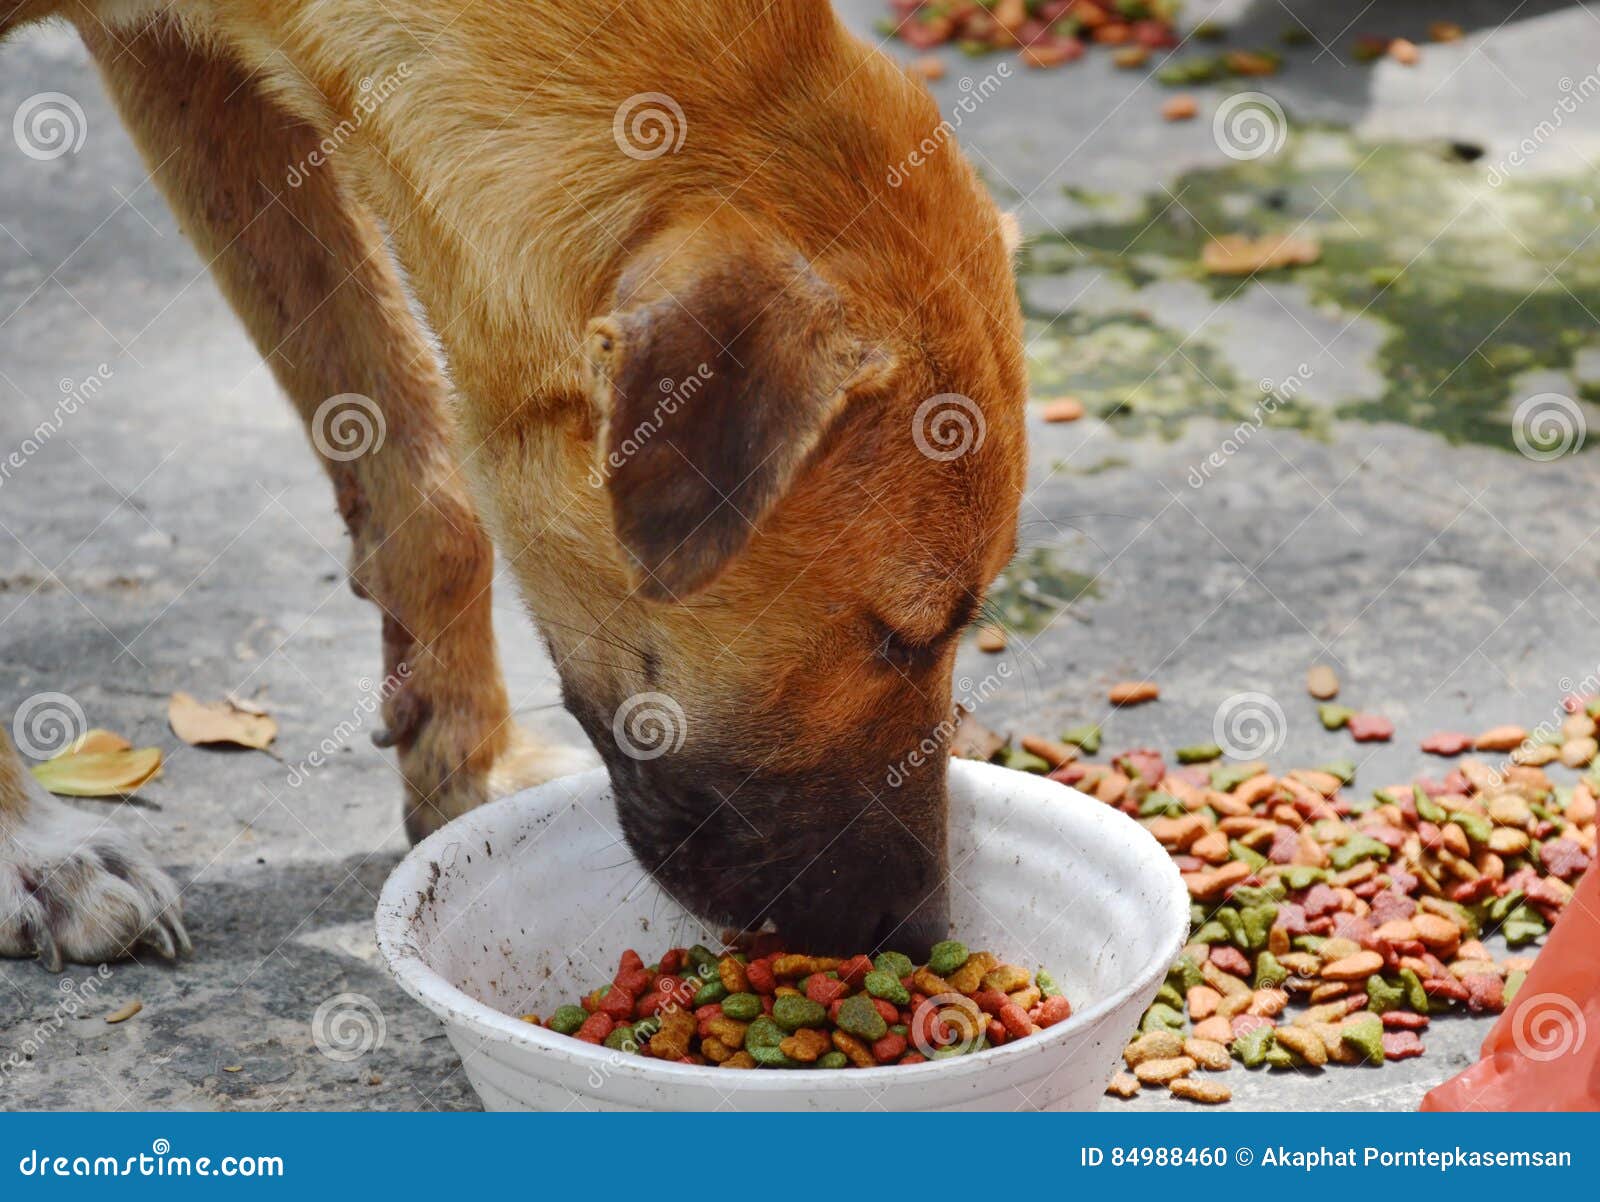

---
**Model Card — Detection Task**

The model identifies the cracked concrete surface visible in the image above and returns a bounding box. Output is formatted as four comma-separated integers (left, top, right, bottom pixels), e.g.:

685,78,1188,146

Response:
2,1,1597,1109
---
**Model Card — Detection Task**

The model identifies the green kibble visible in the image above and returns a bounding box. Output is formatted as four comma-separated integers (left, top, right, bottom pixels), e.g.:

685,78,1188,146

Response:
836,994,888,1041
1329,833,1391,870
1167,955,1204,993
1292,934,1326,954
1139,792,1186,818
1504,969,1527,1005
748,1044,801,1068
873,951,914,980
686,944,719,972
1340,1015,1385,1064
1229,841,1268,871
772,995,827,1032
1140,1003,1186,1034
1504,907,1548,948
548,1005,588,1035
1155,982,1184,1010
1193,21,1227,40
1398,968,1429,1014
1318,758,1357,786
1062,724,1101,755
1263,1045,1297,1069
1449,811,1493,846
1240,904,1278,951
603,1024,637,1053
1366,975,1404,1014
721,992,762,1021
1177,743,1223,764
1253,951,1287,990
1487,889,1525,923
1280,865,1328,891
1193,919,1229,944
1036,968,1064,998
1318,704,1354,730
927,940,969,977
1217,907,1246,949
864,970,911,1005
1210,762,1265,792
1003,746,1051,774
816,1051,850,1069
692,979,728,1007
745,1016,786,1050
1413,786,1446,824
1231,1026,1276,1068
890,1023,908,1037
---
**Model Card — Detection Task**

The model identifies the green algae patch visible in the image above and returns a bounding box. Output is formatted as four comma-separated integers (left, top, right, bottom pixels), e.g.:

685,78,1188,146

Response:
1018,128,1600,453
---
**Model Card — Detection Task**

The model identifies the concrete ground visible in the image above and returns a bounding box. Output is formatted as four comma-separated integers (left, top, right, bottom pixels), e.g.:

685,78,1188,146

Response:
2,1,1597,1110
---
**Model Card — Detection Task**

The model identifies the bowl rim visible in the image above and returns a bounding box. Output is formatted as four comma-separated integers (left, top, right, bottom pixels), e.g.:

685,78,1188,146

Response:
375,759,1188,1093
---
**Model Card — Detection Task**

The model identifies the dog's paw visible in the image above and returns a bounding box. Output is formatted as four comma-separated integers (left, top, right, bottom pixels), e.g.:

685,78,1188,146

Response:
487,729,599,796
0,798,190,972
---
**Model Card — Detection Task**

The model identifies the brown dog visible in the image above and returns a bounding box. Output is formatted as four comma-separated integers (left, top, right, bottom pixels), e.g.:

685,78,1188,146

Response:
0,0,1026,969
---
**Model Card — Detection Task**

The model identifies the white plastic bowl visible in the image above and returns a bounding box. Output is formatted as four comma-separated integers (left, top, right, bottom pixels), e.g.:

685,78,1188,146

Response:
376,759,1187,1111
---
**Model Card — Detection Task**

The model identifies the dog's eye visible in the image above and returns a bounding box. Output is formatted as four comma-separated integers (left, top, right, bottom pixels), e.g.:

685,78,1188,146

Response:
870,619,937,670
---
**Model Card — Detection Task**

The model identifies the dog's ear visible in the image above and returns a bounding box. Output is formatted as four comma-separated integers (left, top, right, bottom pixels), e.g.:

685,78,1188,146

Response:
587,212,884,600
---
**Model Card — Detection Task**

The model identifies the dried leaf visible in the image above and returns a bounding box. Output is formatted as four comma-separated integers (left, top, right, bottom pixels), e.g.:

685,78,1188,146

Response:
1202,233,1321,276
54,728,132,758
950,703,1006,762
31,747,163,797
168,691,276,749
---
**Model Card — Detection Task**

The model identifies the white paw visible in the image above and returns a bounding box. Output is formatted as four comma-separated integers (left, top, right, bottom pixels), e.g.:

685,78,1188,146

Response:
0,794,190,972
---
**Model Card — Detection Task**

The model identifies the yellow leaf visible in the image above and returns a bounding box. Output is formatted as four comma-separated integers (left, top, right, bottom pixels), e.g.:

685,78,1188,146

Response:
53,728,132,758
31,747,163,798
168,691,277,750
1202,233,1321,276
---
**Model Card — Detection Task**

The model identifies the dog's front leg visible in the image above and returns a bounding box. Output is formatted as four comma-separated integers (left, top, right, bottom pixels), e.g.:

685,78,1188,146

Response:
83,18,591,841
0,731,189,970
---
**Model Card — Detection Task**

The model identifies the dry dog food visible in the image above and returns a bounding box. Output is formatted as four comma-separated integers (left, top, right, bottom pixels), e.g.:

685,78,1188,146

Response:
884,0,1179,67
534,938,1071,1068
1013,685,1597,1104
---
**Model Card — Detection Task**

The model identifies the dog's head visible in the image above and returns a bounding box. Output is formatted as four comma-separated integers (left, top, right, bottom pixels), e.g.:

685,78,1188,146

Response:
531,98,1026,959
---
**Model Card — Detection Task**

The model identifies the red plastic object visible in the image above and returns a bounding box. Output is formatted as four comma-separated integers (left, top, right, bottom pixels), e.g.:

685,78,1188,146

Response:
1421,861,1600,1111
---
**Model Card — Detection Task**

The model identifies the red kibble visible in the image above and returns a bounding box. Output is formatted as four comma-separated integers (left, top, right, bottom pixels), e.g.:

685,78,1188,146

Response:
872,1033,908,1063
1033,994,1072,1028
986,1018,1009,1046
806,975,850,1005
1210,945,1251,977
1421,731,1473,756
972,989,1009,1015
1381,1030,1426,1060
658,948,687,975
575,1013,613,1044
1381,1011,1429,1030
872,997,900,1025
898,1052,927,1066
1464,973,1505,1013
1422,976,1469,1003
1348,713,1394,742
837,955,873,989
1231,1013,1276,1036
998,1002,1034,1039
598,986,635,1021
745,959,777,994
